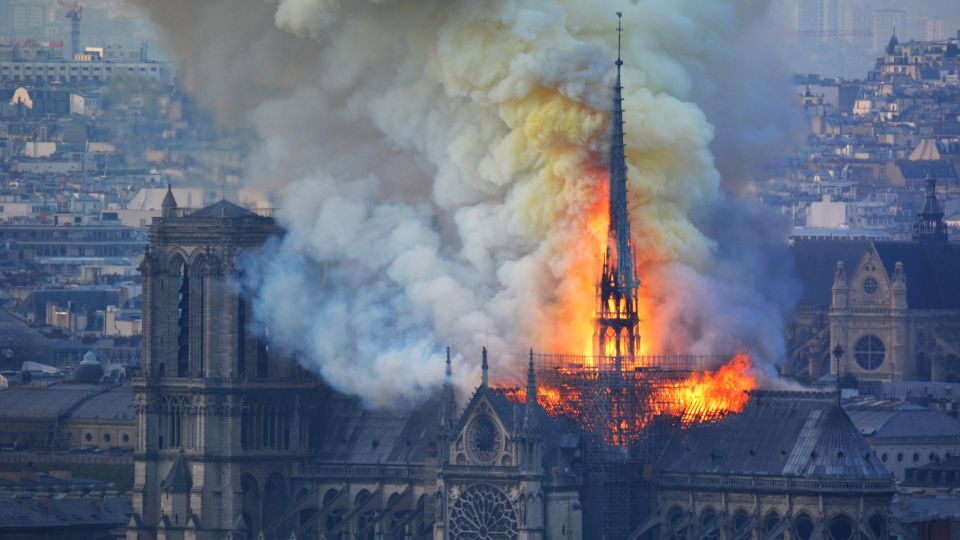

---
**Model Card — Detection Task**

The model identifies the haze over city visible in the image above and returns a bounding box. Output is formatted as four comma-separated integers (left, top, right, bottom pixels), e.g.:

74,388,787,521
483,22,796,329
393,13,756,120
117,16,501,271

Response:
0,0,958,539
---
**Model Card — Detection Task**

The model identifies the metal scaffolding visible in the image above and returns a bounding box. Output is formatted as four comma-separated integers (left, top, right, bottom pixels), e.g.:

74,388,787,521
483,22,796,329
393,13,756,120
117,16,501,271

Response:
533,353,729,540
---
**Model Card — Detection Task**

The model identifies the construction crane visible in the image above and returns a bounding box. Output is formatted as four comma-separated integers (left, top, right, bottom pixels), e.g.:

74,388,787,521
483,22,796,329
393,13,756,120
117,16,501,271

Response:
57,0,83,59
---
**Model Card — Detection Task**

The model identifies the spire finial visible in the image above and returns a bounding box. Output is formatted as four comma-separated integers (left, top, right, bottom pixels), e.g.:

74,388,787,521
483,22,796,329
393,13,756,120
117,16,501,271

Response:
445,346,451,378
481,347,488,388
616,11,623,68
525,349,536,406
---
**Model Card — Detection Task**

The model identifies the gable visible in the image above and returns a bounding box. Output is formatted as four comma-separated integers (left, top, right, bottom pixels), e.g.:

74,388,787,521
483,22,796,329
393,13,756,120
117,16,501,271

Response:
849,244,891,306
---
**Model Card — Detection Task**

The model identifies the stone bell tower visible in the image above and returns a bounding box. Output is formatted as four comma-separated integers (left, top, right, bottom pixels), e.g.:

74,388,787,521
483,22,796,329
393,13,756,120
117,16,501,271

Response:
129,195,317,540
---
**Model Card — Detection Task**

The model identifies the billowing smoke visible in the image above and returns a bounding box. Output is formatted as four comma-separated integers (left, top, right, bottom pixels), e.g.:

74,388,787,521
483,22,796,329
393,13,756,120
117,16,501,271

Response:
127,0,800,406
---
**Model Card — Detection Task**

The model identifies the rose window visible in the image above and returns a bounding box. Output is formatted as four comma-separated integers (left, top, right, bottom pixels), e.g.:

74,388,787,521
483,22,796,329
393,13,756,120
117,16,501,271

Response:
466,415,502,464
448,484,518,540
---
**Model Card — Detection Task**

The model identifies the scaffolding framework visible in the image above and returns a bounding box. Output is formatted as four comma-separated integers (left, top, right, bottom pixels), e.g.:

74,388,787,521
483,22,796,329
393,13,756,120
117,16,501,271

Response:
532,353,731,540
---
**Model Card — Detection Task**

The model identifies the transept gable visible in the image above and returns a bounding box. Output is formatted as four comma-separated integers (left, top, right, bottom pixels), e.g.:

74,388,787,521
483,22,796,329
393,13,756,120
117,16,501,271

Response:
850,242,892,306
451,388,518,467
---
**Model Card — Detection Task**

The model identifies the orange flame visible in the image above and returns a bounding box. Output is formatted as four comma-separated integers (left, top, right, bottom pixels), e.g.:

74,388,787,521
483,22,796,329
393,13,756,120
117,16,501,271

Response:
499,355,756,446
652,354,756,424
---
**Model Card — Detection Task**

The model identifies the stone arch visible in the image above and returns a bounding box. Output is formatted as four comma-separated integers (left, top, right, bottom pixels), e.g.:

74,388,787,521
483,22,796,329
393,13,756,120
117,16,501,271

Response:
666,505,687,540
731,508,750,534
355,489,376,540
240,474,260,534
867,512,886,539
385,491,407,539
794,512,815,540
764,510,784,540
262,473,288,534
323,487,346,539
698,506,720,540
166,249,189,275
828,513,856,540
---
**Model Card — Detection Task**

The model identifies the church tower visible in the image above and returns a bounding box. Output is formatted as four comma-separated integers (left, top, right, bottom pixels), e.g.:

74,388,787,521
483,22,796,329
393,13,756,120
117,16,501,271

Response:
129,197,317,540
912,172,948,242
595,12,641,360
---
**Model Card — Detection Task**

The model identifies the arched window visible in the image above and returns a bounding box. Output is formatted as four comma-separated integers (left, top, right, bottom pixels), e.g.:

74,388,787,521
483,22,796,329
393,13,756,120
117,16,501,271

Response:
829,514,855,540
868,513,886,539
195,261,205,377
237,294,247,376
765,511,784,540
177,263,189,377
732,509,750,535
257,325,269,378
262,474,288,535
667,506,687,540
699,508,719,540
794,513,814,540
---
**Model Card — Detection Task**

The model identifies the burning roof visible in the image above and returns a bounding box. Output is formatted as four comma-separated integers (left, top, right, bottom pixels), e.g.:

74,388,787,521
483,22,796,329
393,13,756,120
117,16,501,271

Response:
658,390,891,480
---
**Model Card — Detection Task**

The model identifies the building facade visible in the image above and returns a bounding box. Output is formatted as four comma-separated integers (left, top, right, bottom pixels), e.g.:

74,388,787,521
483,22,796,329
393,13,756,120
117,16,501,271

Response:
128,194,584,540
788,178,960,383
128,193,318,540
649,391,895,540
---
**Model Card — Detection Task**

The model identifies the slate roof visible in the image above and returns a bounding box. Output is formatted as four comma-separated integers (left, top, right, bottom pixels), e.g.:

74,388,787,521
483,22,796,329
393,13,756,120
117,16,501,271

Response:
311,393,440,464
658,391,890,480
0,384,102,420
0,494,130,531
162,452,192,493
67,385,133,422
0,309,52,363
189,200,264,220
844,398,960,440
896,160,958,182
790,239,960,309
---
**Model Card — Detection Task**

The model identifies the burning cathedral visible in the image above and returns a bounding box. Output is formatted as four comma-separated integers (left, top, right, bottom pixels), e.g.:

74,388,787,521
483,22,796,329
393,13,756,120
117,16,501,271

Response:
128,15,895,540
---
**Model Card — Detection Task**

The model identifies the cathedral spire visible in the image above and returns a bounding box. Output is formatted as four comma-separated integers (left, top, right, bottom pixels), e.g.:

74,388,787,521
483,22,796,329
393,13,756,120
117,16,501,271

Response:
525,349,537,407
441,347,455,426
481,346,489,388
609,11,635,289
595,12,641,360
524,349,538,429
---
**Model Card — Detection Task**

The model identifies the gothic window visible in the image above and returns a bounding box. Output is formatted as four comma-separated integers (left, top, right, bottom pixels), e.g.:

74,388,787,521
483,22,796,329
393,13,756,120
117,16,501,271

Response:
732,510,750,535
794,513,814,540
868,513,886,539
177,263,189,377
862,276,879,295
466,415,503,464
237,294,247,376
698,508,719,540
667,506,687,540
448,484,518,540
764,511,784,540
829,515,855,540
854,335,885,370
262,474,288,536
240,407,251,449
256,325,269,378
196,266,205,377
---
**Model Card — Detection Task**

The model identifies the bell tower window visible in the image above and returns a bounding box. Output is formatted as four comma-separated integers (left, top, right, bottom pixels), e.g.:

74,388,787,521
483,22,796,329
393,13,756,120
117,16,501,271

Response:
177,264,189,377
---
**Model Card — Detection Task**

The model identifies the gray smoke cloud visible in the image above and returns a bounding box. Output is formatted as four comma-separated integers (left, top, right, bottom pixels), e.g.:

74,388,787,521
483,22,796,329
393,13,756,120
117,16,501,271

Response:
127,0,801,406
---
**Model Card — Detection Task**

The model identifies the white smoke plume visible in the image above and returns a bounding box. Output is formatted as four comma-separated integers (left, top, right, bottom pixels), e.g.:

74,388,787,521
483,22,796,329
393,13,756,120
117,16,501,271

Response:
127,0,800,407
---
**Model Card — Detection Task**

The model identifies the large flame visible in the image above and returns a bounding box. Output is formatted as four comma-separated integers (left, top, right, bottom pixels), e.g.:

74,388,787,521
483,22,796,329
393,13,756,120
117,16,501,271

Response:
501,354,756,446
652,354,756,423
